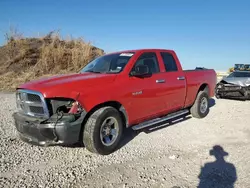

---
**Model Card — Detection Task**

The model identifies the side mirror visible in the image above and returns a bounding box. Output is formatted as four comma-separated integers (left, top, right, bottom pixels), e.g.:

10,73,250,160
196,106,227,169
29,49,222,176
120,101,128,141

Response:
131,65,150,77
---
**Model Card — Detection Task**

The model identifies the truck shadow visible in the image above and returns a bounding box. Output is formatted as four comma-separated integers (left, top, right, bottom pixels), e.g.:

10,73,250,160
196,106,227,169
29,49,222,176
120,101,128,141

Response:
117,114,192,151
118,98,216,151
69,114,193,149
209,98,216,108
219,97,247,102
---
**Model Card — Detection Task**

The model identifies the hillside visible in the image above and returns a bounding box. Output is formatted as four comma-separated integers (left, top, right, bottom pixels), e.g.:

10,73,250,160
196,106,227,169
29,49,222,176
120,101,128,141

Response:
0,31,104,91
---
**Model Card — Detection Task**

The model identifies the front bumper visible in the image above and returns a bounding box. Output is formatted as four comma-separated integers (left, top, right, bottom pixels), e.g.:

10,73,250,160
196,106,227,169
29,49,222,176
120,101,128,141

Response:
13,111,86,146
215,84,250,100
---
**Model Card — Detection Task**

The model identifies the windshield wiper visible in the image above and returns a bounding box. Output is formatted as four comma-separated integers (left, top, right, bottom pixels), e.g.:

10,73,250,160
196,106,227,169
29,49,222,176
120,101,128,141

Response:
85,70,103,73
105,71,120,74
83,70,119,74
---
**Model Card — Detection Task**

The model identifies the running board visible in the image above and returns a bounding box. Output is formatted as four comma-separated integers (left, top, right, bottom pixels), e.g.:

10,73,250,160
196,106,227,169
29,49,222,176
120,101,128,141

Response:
132,109,189,130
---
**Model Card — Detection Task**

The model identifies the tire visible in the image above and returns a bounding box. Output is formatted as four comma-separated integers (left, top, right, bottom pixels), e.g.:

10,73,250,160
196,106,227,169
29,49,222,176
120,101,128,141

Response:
83,106,124,155
190,90,209,118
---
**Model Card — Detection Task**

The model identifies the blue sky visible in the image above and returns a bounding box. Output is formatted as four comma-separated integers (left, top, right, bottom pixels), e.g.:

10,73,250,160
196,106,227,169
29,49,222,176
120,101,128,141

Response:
1,0,250,71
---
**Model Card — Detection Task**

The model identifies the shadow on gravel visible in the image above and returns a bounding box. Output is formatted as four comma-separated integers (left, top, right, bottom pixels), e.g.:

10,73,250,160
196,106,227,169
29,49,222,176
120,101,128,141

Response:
141,114,192,134
117,114,192,150
218,97,247,102
198,145,237,188
209,98,216,108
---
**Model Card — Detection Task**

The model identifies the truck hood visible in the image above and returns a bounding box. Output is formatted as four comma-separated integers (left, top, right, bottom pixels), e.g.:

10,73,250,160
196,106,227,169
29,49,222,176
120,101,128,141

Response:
221,77,250,86
18,72,117,97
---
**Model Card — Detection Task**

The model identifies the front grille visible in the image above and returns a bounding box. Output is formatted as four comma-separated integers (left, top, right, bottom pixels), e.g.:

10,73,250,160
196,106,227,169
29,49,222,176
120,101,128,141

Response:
224,86,241,91
224,91,243,97
218,84,241,91
29,106,45,114
16,89,49,118
27,93,42,102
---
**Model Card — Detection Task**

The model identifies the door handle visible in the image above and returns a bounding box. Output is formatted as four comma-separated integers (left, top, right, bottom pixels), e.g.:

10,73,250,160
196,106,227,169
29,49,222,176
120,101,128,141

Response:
177,76,185,80
156,79,165,83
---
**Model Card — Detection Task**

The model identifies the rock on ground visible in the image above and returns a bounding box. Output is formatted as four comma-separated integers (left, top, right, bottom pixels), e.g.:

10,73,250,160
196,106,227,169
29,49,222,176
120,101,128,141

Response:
0,93,250,188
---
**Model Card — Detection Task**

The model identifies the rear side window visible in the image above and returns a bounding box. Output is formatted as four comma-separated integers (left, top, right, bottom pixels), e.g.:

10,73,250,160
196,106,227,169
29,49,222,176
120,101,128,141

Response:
160,52,178,72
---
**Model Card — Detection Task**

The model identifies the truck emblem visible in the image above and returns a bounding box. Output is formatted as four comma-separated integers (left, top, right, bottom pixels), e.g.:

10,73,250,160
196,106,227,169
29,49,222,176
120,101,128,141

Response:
132,91,142,95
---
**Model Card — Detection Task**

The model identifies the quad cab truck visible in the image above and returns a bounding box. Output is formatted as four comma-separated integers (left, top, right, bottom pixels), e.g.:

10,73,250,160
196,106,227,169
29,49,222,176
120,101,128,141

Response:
13,49,217,155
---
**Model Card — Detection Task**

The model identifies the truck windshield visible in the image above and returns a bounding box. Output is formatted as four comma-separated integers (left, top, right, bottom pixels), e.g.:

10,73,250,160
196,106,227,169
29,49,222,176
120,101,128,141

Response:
228,71,250,78
80,52,135,74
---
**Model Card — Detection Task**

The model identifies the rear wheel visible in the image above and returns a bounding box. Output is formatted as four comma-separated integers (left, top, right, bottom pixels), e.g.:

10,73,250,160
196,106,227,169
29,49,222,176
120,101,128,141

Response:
190,90,209,118
83,106,123,155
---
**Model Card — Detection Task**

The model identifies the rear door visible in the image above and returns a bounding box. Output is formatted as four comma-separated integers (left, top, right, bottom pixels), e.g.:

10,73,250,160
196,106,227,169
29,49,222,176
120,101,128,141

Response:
125,52,170,124
158,51,186,111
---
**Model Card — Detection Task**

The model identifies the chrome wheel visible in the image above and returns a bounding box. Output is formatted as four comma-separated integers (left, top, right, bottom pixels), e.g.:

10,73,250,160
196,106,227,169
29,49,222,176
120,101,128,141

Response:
200,97,208,113
100,117,119,146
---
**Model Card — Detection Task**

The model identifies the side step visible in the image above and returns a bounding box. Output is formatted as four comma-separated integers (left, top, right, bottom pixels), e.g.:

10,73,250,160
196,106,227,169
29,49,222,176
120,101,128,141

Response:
132,109,190,130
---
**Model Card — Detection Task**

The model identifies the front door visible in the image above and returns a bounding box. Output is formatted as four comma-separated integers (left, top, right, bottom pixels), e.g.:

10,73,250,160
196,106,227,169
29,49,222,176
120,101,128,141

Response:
125,52,167,124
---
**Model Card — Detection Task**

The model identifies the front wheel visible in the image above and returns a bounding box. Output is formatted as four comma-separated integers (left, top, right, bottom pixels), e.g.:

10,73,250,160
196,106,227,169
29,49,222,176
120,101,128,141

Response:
190,90,209,118
83,106,123,155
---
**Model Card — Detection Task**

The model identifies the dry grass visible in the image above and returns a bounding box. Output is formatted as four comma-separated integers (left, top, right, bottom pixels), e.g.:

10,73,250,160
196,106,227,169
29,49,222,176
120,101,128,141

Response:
0,29,104,91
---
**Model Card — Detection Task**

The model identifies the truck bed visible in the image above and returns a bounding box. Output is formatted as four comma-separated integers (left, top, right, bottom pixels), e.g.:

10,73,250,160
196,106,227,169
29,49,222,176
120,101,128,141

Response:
183,68,217,107
184,67,210,71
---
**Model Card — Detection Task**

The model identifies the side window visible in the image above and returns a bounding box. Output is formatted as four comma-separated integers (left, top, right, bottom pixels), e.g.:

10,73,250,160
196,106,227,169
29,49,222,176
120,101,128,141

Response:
131,52,160,74
160,52,178,72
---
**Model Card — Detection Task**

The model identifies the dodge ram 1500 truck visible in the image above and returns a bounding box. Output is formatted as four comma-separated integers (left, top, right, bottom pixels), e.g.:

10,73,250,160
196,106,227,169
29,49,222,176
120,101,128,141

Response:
13,49,217,155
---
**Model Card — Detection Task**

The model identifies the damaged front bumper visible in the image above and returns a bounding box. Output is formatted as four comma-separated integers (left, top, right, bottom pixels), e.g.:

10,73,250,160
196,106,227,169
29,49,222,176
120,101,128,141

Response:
13,111,86,146
215,83,250,100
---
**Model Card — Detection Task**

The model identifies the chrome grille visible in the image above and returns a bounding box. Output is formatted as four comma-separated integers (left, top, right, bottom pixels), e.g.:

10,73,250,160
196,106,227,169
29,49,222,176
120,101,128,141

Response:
16,89,49,118
29,106,45,114
27,93,42,102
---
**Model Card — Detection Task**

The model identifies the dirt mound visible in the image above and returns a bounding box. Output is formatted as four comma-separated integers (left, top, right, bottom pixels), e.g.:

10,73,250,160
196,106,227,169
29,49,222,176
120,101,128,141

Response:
0,31,104,91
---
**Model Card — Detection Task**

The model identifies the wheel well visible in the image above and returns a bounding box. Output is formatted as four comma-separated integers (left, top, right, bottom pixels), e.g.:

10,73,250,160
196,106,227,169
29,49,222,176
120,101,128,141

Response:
83,101,128,128
78,101,128,143
199,83,209,94
190,83,209,106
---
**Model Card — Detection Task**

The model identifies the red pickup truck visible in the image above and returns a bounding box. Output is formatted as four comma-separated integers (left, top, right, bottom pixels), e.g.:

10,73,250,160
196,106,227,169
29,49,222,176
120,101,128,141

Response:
13,49,217,155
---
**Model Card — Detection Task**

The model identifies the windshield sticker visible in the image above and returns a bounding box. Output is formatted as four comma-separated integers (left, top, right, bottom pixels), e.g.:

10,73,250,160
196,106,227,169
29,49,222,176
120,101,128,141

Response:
119,53,134,57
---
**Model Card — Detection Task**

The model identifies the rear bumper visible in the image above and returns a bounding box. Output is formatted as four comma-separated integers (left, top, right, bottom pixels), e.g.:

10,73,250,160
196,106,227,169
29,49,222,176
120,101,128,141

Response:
215,84,250,100
13,111,86,146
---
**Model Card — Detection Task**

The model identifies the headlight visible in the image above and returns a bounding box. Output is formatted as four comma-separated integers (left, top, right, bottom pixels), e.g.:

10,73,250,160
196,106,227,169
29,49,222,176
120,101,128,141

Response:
245,79,250,86
15,91,26,112
216,84,223,89
49,98,84,114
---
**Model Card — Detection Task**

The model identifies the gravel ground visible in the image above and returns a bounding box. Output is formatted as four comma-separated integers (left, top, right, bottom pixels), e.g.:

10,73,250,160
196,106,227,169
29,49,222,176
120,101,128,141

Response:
1,93,250,188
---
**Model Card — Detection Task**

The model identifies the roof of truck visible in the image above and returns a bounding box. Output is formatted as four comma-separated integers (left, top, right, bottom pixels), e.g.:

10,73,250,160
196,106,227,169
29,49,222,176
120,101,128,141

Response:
106,48,175,54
